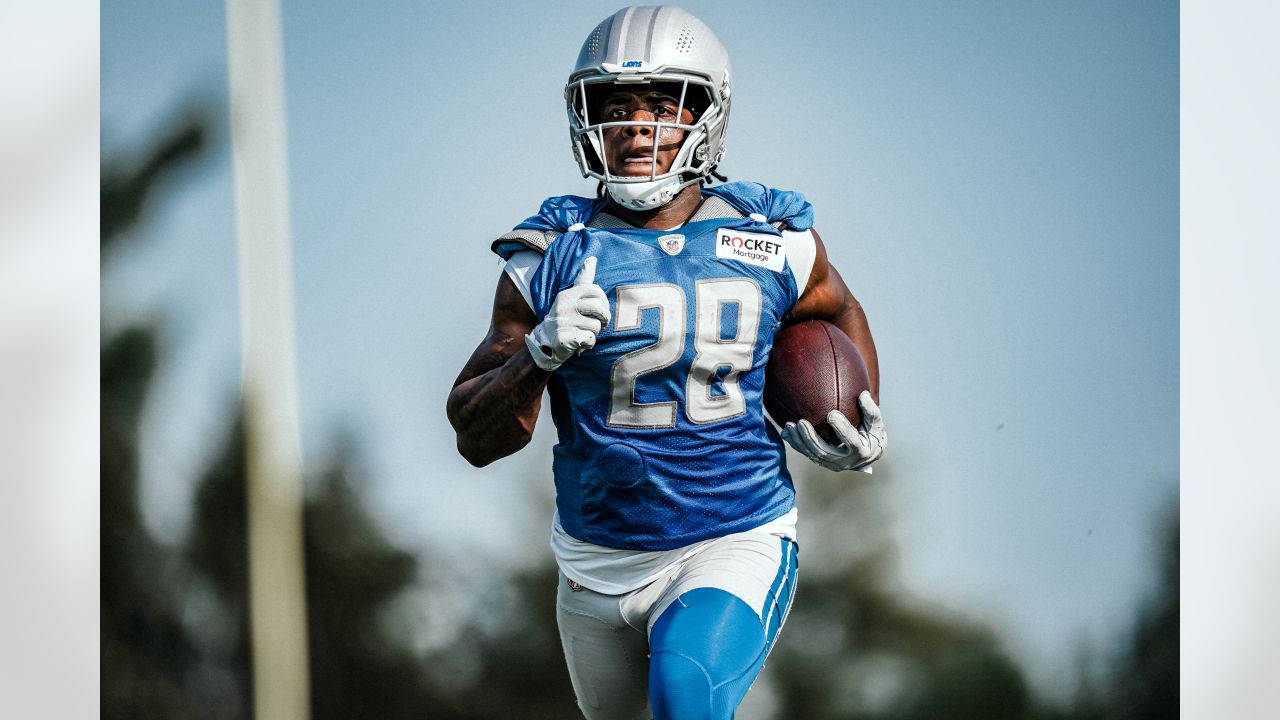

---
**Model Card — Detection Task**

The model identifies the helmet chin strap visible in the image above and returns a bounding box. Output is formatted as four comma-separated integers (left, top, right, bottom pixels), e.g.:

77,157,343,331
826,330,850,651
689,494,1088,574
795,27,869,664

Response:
605,175,683,211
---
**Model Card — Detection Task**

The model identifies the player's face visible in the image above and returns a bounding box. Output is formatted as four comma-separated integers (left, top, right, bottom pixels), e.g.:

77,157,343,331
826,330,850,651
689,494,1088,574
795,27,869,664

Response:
598,88,696,178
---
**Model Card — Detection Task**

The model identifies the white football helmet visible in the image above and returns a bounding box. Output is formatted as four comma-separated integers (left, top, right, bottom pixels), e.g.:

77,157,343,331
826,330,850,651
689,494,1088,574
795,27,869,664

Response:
566,6,732,211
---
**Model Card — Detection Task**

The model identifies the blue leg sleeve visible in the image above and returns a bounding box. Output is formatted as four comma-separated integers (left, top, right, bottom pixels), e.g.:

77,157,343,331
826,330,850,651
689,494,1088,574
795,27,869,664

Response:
648,540,798,720
649,588,762,720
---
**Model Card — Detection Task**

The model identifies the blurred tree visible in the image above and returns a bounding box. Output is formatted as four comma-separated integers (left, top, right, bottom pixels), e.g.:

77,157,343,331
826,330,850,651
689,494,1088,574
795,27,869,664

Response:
182,414,252,720
184,414,457,719
1117,511,1178,719
101,326,201,720
765,462,1058,720
303,440,438,719
101,112,207,251
121,397,458,720
100,113,208,720
102,107,448,719
765,464,1180,720
1088,508,1179,720
419,560,579,720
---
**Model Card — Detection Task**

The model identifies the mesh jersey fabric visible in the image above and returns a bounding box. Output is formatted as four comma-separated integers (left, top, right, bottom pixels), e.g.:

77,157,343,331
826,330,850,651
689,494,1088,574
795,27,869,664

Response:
497,182,815,551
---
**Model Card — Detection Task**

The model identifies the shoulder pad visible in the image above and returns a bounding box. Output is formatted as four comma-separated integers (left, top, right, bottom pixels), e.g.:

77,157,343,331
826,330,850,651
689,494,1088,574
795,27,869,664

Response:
688,195,745,222
492,228,559,259
702,182,814,231
491,194,605,259
684,194,787,231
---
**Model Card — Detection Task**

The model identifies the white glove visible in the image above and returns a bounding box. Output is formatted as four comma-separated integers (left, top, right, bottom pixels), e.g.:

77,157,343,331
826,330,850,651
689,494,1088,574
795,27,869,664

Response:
781,391,887,473
525,256,611,371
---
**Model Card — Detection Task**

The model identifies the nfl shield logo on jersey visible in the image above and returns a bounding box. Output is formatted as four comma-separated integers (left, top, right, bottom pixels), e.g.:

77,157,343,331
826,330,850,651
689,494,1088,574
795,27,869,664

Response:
658,234,685,256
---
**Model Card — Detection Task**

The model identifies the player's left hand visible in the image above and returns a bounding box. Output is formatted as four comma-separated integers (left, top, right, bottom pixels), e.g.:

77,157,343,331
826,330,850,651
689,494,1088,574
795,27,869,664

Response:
781,391,887,473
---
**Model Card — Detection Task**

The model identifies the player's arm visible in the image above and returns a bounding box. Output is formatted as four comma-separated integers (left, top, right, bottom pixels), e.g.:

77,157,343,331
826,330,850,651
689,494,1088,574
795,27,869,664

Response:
446,273,550,467
786,228,879,402
447,256,610,467
782,227,887,472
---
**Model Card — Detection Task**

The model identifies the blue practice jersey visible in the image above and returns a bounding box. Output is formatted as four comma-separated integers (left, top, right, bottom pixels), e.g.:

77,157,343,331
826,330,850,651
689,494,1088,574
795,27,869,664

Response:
495,182,816,551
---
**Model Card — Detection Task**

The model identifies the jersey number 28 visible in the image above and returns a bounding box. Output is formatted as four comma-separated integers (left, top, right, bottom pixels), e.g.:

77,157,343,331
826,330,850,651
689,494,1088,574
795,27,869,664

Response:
608,278,762,428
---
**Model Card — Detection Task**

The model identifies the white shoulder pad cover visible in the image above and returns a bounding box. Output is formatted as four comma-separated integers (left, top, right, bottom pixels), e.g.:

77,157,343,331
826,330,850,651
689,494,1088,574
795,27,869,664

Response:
503,250,543,314
784,228,817,296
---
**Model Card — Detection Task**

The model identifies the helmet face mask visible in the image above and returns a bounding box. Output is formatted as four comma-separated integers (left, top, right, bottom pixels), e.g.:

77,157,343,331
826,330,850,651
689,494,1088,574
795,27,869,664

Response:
565,6,732,211
568,75,719,178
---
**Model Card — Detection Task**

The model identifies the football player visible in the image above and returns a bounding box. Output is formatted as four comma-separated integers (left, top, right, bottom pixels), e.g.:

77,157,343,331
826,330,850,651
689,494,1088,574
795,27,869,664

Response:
446,6,887,719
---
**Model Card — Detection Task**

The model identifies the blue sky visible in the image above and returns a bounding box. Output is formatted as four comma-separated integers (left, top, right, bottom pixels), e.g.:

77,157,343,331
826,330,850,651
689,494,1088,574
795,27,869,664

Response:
102,0,1178,695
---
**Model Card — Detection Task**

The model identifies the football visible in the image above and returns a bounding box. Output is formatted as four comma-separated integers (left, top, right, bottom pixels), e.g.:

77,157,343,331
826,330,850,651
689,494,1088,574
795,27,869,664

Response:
764,319,871,444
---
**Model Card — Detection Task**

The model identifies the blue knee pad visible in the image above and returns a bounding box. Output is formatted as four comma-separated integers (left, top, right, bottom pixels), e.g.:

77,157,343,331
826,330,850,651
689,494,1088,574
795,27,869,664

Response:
647,588,767,720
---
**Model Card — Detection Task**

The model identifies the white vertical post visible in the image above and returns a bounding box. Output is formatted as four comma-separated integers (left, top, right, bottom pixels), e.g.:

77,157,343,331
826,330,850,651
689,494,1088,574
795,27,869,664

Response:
225,1,310,718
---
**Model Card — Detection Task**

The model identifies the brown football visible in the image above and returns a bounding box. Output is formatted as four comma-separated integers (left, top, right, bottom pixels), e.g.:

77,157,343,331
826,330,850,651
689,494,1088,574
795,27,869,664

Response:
764,319,871,444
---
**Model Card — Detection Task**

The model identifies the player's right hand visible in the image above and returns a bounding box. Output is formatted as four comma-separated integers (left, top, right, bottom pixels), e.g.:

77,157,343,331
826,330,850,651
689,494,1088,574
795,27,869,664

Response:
525,256,611,371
